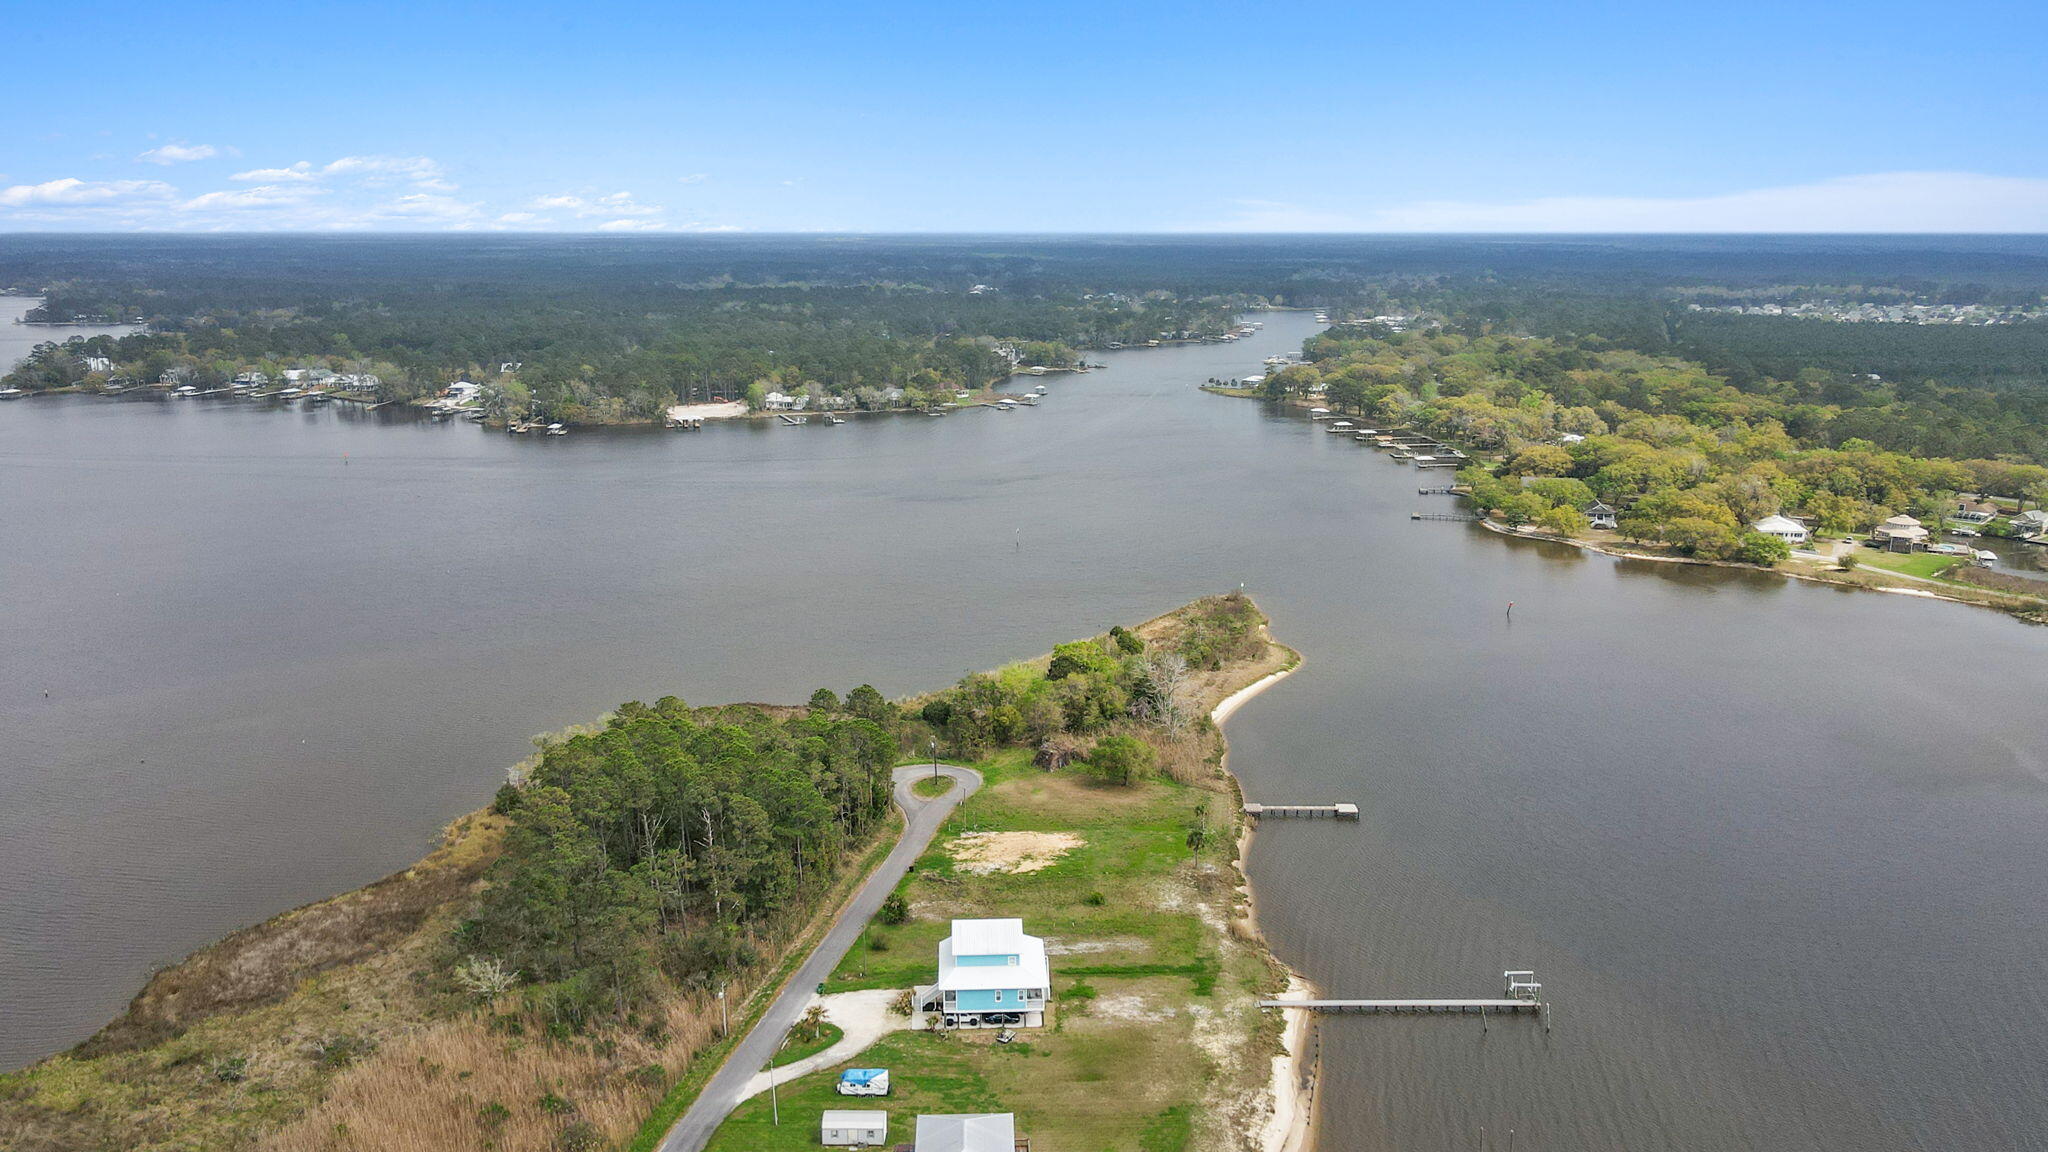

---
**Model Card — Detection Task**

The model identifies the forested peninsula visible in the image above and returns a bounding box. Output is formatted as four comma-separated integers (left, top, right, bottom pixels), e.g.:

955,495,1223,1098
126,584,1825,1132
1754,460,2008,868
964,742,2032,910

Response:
0,595,1304,1152
1262,323,2048,619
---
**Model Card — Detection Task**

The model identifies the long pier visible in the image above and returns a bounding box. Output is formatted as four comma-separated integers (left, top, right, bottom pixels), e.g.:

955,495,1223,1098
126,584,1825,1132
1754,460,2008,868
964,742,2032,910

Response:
1260,999,1538,1014
1412,512,1480,522
1242,803,1359,820
1263,971,1549,1026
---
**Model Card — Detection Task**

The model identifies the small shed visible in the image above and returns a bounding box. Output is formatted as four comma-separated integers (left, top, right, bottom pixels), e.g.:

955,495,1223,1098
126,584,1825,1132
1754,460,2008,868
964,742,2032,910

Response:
821,1109,887,1147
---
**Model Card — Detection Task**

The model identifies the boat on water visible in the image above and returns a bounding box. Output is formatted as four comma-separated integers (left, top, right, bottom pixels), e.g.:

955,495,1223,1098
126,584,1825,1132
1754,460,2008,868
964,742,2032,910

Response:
1326,421,1356,432
0,387,25,400
172,385,199,398
544,423,567,436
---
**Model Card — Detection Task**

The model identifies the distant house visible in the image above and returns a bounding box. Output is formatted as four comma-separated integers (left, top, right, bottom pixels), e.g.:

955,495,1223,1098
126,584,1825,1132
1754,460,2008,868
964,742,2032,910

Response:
1583,501,1619,531
820,1110,886,1147
762,390,796,410
2016,509,2048,538
1752,515,1810,545
1872,515,1929,552
916,918,1050,1029
447,381,480,400
913,1113,1021,1152
83,356,113,374
1557,432,1586,444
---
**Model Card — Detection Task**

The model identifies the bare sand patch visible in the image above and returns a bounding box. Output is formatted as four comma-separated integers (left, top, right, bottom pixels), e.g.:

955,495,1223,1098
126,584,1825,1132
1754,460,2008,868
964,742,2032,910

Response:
946,830,1083,874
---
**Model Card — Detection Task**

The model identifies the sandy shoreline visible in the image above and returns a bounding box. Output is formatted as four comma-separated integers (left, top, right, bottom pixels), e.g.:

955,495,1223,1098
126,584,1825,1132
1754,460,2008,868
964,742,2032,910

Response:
1210,660,1317,1152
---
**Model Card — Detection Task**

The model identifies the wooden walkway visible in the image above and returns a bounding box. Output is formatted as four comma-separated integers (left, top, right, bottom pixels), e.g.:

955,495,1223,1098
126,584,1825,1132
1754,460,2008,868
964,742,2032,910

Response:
1243,803,1359,820
1412,512,1479,522
1260,999,1539,1014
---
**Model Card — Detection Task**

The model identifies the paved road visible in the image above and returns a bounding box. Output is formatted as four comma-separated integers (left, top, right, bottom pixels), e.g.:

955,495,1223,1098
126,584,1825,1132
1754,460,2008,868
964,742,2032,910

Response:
657,762,982,1152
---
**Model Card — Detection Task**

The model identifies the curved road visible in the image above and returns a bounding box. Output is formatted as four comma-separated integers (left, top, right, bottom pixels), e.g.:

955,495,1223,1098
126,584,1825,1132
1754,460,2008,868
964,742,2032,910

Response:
657,762,982,1152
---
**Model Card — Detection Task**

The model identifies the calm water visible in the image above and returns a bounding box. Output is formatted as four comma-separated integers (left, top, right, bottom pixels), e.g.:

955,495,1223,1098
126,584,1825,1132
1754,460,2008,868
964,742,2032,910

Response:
0,295,142,372
5,311,2046,1152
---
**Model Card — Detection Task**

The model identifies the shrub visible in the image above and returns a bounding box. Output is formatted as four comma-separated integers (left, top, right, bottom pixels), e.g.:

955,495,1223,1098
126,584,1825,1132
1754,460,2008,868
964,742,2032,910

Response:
1087,735,1154,786
879,892,910,925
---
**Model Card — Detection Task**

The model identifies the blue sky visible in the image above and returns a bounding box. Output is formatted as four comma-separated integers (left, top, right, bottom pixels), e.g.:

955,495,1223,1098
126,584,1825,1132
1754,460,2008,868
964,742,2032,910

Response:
3,0,2045,232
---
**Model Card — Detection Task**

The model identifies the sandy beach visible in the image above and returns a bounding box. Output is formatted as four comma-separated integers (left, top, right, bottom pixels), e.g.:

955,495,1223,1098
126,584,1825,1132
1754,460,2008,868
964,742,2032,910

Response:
1210,660,1317,1152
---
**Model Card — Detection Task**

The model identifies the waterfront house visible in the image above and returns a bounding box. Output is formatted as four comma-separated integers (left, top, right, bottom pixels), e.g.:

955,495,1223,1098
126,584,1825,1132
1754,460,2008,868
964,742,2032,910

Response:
1752,515,1810,545
912,1113,1023,1152
916,918,1049,1028
1583,501,1619,531
763,390,796,410
2016,509,2048,538
1872,515,1929,552
446,381,480,400
821,1110,887,1147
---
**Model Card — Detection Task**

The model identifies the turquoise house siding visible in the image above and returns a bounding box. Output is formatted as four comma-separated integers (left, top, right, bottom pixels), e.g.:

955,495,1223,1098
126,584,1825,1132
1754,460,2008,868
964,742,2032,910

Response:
953,988,1027,1012
956,953,1016,967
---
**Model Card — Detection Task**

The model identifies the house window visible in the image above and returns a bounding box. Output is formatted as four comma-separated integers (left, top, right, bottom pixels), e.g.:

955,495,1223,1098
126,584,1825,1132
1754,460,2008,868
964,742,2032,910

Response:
995,990,1004,1003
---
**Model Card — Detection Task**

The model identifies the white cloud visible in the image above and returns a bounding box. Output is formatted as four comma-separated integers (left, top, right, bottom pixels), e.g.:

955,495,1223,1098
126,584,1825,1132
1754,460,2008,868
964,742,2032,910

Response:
0,178,178,207
231,162,316,182
181,184,323,211
496,211,539,223
1183,172,2048,233
533,193,587,210
597,217,666,232
138,143,221,165
319,154,452,190
1363,172,2048,232
677,173,708,184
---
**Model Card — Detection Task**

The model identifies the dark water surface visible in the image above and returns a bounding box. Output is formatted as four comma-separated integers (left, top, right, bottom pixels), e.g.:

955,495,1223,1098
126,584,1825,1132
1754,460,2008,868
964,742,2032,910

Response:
5,311,2045,1151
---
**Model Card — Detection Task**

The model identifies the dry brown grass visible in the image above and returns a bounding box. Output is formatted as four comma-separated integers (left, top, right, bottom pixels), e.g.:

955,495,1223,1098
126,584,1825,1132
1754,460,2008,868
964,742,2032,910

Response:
260,989,723,1152
81,813,507,1057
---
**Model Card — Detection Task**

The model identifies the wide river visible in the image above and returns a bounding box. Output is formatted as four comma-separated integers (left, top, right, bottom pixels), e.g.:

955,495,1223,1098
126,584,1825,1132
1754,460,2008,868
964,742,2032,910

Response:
5,310,2045,1150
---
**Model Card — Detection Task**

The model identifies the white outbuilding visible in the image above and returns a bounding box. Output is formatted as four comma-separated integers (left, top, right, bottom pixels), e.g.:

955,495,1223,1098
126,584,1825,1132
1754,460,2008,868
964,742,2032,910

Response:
821,1110,887,1147
1751,515,1810,545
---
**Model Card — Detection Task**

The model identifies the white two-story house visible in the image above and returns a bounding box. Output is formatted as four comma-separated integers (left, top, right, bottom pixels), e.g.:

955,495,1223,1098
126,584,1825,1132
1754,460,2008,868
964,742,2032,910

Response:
916,918,1049,1029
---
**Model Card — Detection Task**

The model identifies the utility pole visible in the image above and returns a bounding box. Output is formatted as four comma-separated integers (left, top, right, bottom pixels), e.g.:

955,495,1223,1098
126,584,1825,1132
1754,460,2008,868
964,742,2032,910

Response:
931,737,938,783
717,982,728,1036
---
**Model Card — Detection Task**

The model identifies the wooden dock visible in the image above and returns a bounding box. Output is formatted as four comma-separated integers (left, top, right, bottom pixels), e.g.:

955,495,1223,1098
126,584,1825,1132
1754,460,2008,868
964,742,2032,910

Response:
1260,999,1538,1014
1418,486,1456,495
1242,803,1359,820
1412,512,1479,522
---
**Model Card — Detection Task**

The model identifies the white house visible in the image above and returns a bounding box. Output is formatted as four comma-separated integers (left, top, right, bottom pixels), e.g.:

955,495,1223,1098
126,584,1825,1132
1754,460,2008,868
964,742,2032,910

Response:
1583,501,1619,531
916,918,1049,1029
1872,514,1929,552
762,390,796,410
447,381,480,400
913,1113,1017,1152
1752,515,1810,545
2017,509,2048,538
821,1110,887,1147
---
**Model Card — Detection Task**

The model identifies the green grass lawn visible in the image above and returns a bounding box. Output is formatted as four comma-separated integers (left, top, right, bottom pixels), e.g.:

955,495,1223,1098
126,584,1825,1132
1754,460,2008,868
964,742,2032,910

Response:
707,741,1276,1152
769,1021,844,1068
1854,548,1964,579
911,774,956,799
